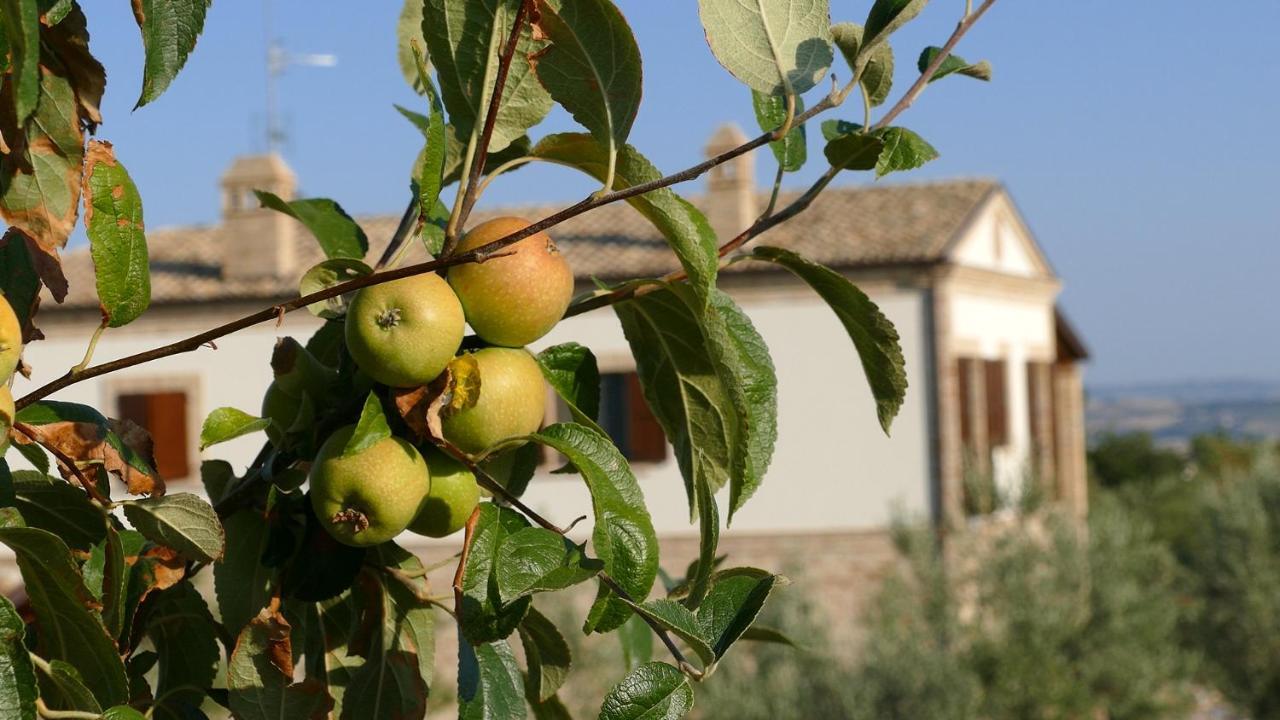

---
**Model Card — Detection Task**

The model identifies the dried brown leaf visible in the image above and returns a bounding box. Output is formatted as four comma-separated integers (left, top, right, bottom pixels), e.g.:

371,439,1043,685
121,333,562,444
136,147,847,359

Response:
21,418,164,497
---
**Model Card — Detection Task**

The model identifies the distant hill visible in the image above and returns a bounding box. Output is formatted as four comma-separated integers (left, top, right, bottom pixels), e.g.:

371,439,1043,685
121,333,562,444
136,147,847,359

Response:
1086,379,1280,447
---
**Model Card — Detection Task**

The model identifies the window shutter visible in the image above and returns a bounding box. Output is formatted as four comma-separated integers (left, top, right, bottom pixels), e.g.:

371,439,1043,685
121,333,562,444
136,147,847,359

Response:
117,391,190,480
625,373,667,463
985,360,1008,447
957,358,974,449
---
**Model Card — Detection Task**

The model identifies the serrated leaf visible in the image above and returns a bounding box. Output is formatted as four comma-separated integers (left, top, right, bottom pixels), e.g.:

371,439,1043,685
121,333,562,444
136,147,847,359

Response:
517,607,571,702
199,407,270,451
123,493,224,562
458,638,524,720
146,583,220,716
255,191,369,260
396,0,429,94
39,659,101,714
227,606,332,720
532,0,643,185
16,400,160,496
0,594,37,720
0,0,39,123
341,571,429,720
536,342,604,435
495,527,602,604
532,134,718,305
8,471,105,551
618,614,653,672
696,567,778,659
751,91,806,172
82,140,150,327
918,45,991,82
132,0,212,107
863,0,928,52
526,423,658,634
97,527,141,641
422,0,553,154
599,662,693,720
343,392,391,457
831,22,893,106
376,543,436,682
460,503,532,645
872,126,938,177
0,508,129,707
299,258,372,319
624,599,713,666
697,0,833,96
747,246,906,432
824,129,884,171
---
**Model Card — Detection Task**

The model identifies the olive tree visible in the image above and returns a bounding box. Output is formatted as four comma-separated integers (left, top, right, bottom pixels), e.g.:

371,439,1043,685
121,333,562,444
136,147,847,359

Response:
0,0,1002,717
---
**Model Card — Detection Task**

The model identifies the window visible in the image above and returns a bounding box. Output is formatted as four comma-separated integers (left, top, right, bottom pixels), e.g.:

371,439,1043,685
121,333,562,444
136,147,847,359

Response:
117,391,191,480
984,359,1008,447
598,372,667,463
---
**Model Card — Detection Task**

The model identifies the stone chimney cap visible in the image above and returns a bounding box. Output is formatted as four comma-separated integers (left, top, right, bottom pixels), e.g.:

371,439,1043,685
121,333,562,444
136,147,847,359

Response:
221,153,296,185
705,123,749,153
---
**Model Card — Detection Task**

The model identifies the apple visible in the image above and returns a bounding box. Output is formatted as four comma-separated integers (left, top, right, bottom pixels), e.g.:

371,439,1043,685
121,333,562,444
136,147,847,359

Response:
408,449,480,538
345,273,464,388
0,294,21,384
0,385,13,454
309,425,432,547
448,216,574,347
442,347,546,455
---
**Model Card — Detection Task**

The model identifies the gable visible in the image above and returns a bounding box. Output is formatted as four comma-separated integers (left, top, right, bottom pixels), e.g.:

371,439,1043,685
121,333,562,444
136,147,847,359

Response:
945,190,1055,279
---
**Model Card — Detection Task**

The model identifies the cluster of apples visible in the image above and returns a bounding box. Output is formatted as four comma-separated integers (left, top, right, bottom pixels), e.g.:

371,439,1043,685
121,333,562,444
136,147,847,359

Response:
0,294,20,453
274,217,573,547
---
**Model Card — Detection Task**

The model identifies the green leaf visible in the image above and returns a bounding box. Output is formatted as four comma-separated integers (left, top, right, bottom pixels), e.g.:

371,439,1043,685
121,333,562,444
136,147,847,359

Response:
10,442,48,476
831,22,894,106
440,130,533,188
15,400,158,495
0,508,128,707
146,583,220,716
460,503,532,645
97,527,141,641
0,0,39,123
122,493,224,562
536,342,604,433
494,527,602,604
918,45,991,82
872,126,938,177
396,0,429,94
533,0,643,184
458,638,524,720
8,471,105,551
739,625,797,647
824,128,884,171
227,607,332,720
343,392,391,457
527,686,574,720
624,599,714,666
38,659,101,714
199,407,270,451
132,0,212,107
413,72,448,224
341,570,429,720
101,707,146,720
298,258,372,320
517,607,571,703
526,424,659,634
422,0,553,153
376,543,436,683
696,568,778,659
618,614,653,672
532,134,719,304
696,0,833,96
215,509,273,637
751,91,806,172
82,141,150,327
280,503,367,604
863,0,928,52
255,191,369,260
0,594,37,720
0,230,41,337
199,459,234,505
598,662,693,720
747,246,906,432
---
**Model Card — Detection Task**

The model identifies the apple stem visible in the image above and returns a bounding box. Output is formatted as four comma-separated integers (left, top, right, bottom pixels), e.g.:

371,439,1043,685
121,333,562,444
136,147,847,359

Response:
332,508,370,534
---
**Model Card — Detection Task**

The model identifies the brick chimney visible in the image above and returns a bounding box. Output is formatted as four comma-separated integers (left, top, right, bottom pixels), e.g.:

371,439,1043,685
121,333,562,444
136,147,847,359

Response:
218,153,297,280
703,124,757,241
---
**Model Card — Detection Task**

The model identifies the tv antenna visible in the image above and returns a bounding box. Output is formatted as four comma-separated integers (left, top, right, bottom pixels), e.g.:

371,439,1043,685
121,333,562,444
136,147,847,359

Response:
263,0,337,154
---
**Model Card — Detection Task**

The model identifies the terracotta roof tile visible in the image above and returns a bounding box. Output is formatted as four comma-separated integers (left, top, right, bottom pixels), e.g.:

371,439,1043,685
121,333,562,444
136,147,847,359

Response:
49,178,998,311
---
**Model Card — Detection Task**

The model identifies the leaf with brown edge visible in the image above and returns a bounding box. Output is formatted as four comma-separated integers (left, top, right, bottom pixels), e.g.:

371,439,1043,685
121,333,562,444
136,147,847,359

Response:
0,229,44,343
228,602,332,720
393,353,481,442
82,140,150,328
15,401,163,497
42,3,106,129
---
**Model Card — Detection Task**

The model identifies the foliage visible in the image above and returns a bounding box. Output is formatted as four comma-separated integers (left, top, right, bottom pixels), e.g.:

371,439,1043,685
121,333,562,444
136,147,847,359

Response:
0,0,1004,717
1088,431,1185,490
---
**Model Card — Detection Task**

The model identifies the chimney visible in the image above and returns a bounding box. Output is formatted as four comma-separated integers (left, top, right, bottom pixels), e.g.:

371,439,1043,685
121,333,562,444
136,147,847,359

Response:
217,153,298,280
703,123,757,241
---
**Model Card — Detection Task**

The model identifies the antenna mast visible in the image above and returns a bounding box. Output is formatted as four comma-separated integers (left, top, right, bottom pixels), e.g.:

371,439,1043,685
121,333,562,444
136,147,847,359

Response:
263,0,336,154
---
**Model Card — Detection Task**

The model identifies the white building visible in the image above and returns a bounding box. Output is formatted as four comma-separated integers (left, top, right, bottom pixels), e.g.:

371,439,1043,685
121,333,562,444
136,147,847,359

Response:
9,126,1087,608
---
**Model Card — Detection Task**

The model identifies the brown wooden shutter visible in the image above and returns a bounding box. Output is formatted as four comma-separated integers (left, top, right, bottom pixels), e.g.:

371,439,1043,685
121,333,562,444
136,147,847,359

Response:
118,391,190,480
626,373,667,463
985,360,1008,447
957,358,974,449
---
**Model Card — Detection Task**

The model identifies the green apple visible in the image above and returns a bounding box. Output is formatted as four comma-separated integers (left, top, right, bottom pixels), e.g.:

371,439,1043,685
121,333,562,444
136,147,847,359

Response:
0,294,21,384
309,425,431,547
442,347,546,455
345,273,465,388
270,337,337,400
409,449,480,538
261,381,307,448
448,216,574,347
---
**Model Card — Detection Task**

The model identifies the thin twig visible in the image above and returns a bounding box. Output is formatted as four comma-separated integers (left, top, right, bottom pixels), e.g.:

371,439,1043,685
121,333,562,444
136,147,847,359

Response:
14,422,112,506
445,0,532,255
70,320,107,374
375,196,421,270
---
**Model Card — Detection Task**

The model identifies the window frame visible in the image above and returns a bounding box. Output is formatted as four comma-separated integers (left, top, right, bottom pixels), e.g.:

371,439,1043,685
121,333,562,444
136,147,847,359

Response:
102,374,203,483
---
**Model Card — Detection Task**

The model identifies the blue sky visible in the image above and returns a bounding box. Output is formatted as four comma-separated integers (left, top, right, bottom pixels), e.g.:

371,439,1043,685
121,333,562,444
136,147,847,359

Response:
74,1,1280,386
